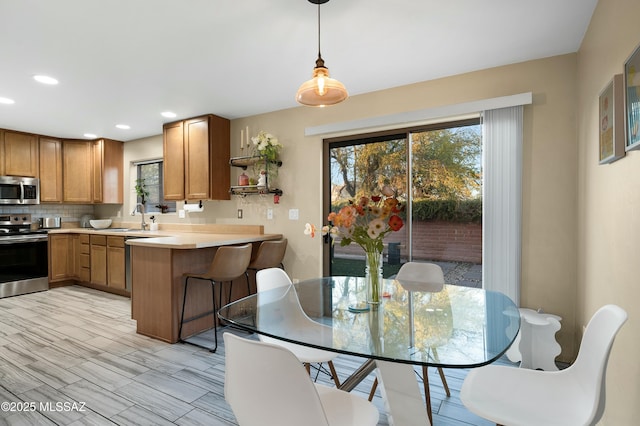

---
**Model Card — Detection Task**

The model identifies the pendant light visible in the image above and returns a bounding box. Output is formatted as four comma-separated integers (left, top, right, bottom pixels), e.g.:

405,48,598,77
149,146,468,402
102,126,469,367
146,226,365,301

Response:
296,0,348,107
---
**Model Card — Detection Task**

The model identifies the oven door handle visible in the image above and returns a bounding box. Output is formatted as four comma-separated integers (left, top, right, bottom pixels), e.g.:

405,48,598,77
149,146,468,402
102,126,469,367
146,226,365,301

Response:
19,181,24,204
0,236,48,244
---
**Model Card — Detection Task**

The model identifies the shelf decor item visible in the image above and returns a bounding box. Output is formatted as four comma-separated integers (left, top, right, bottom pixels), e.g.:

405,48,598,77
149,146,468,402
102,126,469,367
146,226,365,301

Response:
599,74,625,164
624,43,640,151
251,131,282,162
305,185,404,305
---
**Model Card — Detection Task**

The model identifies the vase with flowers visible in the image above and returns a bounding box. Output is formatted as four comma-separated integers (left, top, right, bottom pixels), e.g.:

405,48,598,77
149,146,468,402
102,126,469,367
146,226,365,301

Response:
305,185,404,306
251,130,282,187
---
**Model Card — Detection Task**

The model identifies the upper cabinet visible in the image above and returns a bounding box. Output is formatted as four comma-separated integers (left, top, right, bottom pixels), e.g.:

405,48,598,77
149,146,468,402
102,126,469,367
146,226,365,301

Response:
63,140,93,203
93,139,123,204
163,114,230,201
39,137,63,202
1,130,39,177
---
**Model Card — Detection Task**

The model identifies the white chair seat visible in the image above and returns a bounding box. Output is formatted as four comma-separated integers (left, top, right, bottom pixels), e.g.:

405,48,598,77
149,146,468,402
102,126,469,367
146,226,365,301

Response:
315,384,380,426
461,365,591,426
460,304,627,426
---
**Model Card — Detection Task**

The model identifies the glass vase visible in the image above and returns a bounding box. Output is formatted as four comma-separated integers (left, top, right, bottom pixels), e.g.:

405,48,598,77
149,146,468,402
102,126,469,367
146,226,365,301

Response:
365,249,383,305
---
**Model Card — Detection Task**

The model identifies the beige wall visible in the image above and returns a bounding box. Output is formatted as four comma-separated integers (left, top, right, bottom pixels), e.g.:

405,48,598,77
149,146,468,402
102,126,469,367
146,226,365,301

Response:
577,0,640,423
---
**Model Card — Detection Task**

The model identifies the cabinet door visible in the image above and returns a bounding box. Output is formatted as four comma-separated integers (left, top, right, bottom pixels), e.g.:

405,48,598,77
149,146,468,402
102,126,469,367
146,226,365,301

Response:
163,121,185,200
49,234,72,281
102,139,123,203
63,140,93,202
90,236,107,286
184,116,210,200
39,137,63,202
92,140,104,203
208,114,231,200
107,237,126,289
4,131,39,177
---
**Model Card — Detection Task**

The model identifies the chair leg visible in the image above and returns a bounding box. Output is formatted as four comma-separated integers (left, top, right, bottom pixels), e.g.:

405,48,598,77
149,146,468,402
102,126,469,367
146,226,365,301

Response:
368,377,378,401
178,276,191,342
437,367,450,396
304,363,311,375
245,271,251,295
211,280,217,352
327,360,341,387
422,365,433,425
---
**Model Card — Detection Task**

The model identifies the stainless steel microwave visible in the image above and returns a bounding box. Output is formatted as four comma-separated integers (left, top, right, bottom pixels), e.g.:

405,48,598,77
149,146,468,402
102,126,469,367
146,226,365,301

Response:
0,176,40,205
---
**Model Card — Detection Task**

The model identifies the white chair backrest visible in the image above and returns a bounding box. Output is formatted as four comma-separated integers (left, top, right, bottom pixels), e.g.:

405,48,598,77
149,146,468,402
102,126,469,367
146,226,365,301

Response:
223,332,330,426
256,267,292,292
395,262,445,292
567,304,627,424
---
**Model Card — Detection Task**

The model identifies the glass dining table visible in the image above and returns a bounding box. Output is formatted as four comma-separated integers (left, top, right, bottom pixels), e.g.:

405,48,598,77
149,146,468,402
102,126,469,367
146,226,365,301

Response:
218,276,519,425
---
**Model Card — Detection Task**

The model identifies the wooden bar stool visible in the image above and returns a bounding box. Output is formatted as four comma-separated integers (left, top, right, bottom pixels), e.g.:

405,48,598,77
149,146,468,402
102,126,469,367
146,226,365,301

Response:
178,243,252,352
245,238,287,292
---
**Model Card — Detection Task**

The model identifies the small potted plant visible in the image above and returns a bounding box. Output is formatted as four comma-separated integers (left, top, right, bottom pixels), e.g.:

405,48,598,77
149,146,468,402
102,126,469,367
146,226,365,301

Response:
135,179,149,205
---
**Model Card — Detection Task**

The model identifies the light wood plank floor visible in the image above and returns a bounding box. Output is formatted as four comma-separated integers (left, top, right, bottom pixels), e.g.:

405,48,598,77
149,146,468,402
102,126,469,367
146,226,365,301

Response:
0,286,506,425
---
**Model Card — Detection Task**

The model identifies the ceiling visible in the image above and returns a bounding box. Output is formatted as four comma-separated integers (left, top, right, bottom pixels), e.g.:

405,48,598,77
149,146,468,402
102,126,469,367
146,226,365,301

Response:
0,0,598,142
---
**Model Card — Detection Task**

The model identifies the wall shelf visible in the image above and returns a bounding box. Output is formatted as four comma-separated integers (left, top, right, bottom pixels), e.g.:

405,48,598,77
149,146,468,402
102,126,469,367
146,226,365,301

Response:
229,155,283,197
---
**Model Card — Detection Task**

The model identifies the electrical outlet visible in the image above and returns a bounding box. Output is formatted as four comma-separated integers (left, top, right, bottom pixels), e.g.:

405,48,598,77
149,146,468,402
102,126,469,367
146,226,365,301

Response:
178,209,185,219
267,208,273,220
288,209,299,220
237,209,243,219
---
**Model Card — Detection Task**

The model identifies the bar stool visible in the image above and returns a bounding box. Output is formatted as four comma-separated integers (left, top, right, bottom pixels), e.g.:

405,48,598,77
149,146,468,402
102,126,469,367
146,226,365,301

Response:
178,243,252,352
245,238,287,293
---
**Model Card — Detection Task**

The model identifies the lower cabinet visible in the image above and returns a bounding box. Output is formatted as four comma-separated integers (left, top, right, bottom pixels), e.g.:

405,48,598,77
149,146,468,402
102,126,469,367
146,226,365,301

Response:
49,233,126,295
90,235,125,289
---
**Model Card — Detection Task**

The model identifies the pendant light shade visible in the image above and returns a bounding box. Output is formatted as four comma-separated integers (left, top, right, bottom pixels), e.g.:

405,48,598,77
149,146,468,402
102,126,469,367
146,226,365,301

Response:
296,0,348,107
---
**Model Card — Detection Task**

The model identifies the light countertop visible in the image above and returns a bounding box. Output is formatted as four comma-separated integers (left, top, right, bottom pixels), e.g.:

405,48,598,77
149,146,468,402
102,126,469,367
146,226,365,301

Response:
48,227,282,249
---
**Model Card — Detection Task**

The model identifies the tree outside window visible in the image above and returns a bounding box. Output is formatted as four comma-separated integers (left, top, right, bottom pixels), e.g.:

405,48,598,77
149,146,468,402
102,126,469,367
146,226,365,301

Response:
136,161,176,213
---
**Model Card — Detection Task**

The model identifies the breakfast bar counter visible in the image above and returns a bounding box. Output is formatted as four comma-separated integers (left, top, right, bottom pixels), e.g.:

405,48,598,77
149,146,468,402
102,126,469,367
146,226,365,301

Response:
125,225,281,343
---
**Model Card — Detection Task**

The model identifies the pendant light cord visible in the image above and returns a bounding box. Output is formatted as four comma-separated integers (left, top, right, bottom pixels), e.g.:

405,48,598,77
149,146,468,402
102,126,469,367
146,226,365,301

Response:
317,2,322,59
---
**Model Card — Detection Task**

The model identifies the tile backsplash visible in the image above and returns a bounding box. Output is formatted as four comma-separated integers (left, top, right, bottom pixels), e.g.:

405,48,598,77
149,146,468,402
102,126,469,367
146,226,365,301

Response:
0,205,95,224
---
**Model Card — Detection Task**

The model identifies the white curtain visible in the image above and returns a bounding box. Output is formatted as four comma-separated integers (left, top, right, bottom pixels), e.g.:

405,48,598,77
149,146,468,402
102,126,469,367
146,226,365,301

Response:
482,106,523,305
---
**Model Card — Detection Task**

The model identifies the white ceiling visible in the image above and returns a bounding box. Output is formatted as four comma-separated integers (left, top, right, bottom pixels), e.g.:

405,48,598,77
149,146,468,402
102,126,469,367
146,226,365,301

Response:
0,0,597,142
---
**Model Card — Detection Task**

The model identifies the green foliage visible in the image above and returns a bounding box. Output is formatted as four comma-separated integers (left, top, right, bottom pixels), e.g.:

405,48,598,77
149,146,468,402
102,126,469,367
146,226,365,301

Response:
135,179,150,204
411,198,482,223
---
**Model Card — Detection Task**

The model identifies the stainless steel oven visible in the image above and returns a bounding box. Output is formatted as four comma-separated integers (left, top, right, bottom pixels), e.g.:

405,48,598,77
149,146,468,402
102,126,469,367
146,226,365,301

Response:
0,176,40,205
0,214,48,298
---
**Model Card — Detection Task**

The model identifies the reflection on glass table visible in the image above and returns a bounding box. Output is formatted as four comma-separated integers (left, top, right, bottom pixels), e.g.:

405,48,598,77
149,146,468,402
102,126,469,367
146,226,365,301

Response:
218,276,519,425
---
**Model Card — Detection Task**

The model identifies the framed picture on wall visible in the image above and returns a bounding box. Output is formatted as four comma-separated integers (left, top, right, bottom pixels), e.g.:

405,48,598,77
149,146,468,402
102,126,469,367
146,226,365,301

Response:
599,74,625,164
624,43,640,151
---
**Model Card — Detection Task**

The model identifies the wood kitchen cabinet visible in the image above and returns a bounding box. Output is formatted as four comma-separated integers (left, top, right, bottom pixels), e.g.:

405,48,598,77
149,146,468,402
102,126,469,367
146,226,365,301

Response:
90,234,125,289
49,234,73,282
163,114,230,201
63,140,93,202
90,235,108,286
39,137,63,202
1,130,39,177
93,139,123,204
106,236,126,289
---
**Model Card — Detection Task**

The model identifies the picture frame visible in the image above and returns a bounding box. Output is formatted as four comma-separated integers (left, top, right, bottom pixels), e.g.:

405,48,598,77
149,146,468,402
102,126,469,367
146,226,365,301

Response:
599,74,625,164
624,43,640,151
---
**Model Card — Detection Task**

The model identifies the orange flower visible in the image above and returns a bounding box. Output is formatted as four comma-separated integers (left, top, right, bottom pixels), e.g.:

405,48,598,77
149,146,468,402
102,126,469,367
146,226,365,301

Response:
388,215,404,231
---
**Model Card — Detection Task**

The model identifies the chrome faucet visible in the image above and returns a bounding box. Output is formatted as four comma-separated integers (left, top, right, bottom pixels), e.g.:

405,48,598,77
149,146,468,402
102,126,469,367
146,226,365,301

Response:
131,203,147,230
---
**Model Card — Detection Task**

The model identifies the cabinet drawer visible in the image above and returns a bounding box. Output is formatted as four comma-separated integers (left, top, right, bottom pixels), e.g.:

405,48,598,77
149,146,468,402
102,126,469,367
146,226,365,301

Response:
79,234,90,244
107,236,125,248
90,235,107,245
80,243,90,255
79,254,90,268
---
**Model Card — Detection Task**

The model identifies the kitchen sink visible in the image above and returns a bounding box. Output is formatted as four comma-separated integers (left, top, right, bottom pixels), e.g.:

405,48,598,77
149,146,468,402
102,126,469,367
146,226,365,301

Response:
96,228,132,232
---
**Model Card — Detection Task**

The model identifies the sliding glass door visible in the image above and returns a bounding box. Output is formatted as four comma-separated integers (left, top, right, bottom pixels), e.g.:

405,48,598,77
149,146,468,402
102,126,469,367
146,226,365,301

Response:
323,119,482,287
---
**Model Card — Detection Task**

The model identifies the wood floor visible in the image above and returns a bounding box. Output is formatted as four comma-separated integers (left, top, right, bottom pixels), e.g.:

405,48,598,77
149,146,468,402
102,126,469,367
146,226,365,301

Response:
0,286,504,425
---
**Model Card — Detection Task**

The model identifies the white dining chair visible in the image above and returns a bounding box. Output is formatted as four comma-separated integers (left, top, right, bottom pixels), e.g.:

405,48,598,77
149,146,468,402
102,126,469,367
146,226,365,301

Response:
256,268,341,386
460,304,627,426
223,332,379,426
369,261,451,424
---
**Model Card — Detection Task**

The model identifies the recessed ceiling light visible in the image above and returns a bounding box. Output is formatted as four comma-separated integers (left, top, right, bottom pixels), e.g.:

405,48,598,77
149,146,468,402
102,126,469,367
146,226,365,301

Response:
33,75,59,85
115,124,130,130
161,111,177,118
83,133,97,138
0,97,15,104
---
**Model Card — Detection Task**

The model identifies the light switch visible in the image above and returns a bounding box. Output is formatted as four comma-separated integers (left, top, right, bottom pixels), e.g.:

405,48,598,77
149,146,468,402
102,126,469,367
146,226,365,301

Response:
288,209,299,220
179,209,185,219
267,208,273,220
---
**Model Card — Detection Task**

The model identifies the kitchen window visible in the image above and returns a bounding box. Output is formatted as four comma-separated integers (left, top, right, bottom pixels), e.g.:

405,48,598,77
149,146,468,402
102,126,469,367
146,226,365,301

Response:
135,160,176,213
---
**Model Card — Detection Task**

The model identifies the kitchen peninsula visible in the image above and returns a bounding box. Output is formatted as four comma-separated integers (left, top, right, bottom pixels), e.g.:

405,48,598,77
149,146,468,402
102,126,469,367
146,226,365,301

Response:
49,224,281,343
126,224,281,343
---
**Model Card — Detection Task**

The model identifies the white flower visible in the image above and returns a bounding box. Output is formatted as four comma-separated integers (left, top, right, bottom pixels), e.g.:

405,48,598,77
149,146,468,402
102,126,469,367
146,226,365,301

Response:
367,218,386,239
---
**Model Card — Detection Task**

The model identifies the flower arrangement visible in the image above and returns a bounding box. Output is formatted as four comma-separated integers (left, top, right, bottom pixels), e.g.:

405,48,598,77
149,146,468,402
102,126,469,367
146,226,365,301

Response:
305,185,405,304
251,130,282,161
